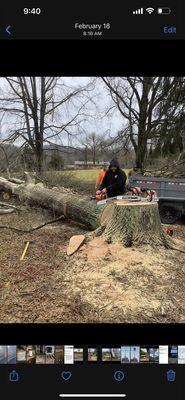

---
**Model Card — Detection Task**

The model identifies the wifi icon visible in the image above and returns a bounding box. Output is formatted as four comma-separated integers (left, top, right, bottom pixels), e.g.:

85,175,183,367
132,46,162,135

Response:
146,7,155,14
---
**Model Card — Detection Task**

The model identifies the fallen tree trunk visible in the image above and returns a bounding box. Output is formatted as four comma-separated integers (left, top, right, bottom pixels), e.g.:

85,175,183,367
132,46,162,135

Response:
0,177,17,194
0,175,105,230
0,175,169,247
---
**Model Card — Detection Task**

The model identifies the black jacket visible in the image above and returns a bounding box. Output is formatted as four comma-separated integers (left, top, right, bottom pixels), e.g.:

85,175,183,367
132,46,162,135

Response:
99,166,127,197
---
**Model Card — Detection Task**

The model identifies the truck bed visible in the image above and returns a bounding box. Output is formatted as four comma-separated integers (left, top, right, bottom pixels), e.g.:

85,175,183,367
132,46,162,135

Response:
129,175,185,223
129,175,185,199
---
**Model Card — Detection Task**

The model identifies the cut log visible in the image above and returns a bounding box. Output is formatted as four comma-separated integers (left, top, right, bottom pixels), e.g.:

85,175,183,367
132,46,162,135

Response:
0,178,16,194
67,235,85,256
0,175,170,248
0,175,105,230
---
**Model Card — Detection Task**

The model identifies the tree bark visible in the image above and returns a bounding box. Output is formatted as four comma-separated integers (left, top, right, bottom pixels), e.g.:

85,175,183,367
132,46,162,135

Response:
0,175,105,230
102,200,168,247
0,175,169,248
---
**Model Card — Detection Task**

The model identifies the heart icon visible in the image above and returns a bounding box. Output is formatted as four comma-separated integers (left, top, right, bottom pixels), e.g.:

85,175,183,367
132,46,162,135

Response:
61,371,72,381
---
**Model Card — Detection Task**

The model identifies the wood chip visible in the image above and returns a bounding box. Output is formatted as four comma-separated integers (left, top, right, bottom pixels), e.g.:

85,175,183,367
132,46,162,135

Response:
67,235,85,256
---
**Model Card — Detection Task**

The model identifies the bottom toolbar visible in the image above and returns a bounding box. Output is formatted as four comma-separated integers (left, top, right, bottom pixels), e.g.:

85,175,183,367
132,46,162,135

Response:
0,364,183,400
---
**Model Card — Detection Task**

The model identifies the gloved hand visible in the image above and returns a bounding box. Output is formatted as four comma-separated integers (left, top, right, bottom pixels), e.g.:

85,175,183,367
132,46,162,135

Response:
130,187,141,195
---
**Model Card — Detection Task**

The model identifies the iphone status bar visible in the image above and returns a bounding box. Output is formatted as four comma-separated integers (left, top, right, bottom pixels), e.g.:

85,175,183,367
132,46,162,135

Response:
0,1,184,40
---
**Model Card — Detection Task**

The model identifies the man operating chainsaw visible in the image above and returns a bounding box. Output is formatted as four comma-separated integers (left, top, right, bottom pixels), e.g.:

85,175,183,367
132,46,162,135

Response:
96,159,127,198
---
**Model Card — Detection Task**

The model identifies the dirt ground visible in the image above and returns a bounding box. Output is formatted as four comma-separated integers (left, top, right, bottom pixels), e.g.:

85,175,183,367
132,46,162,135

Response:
0,202,185,323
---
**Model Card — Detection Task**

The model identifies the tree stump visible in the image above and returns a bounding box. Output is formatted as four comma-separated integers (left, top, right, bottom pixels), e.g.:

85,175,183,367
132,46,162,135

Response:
102,200,169,247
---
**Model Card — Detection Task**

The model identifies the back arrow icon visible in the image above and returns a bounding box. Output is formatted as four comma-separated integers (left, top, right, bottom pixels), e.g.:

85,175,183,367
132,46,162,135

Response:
6,25,12,35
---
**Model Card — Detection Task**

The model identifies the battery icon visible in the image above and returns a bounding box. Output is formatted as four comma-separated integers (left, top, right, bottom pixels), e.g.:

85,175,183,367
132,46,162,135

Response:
158,7,171,14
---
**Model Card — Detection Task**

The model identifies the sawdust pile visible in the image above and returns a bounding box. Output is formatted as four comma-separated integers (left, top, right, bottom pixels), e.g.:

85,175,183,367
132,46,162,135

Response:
0,205,185,323
54,231,185,323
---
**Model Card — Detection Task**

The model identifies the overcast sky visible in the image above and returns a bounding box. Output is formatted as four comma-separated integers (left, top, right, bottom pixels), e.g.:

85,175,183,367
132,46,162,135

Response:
0,77,124,147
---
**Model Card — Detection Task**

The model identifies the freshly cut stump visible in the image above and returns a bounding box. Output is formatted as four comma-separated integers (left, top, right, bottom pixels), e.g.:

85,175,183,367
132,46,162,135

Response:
67,235,85,256
102,201,169,247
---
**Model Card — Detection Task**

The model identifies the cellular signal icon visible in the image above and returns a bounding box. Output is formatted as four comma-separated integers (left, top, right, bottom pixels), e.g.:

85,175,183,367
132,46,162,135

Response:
133,8,144,14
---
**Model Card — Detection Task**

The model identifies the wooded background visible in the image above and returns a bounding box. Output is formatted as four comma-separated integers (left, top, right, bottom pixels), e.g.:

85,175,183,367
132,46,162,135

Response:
0,77,184,177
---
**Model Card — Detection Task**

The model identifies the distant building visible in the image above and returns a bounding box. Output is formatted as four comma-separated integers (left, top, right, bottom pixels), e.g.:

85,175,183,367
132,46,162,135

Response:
74,161,105,169
66,164,76,169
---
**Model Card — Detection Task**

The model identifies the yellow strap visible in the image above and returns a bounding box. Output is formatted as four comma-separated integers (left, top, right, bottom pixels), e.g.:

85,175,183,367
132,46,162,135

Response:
20,241,29,261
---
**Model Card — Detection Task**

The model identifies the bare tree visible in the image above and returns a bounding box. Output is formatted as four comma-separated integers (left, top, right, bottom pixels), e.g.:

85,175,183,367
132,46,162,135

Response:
102,77,185,170
0,77,95,174
80,132,104,166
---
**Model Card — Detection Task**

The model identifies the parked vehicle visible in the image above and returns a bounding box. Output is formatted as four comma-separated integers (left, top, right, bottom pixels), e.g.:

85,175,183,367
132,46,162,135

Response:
129,175,185,224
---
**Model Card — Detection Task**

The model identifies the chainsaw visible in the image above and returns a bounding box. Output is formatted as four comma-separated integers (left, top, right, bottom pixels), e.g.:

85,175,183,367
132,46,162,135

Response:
92,187,158,205
128,186,157,202
95,192,107,201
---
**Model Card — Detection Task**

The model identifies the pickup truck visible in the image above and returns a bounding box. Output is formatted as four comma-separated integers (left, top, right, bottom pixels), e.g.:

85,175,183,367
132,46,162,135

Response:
129,175,185,224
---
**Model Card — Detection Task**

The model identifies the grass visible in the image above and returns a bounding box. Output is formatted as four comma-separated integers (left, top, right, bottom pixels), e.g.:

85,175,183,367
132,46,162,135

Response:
44,169,131,194
0,168,131,194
